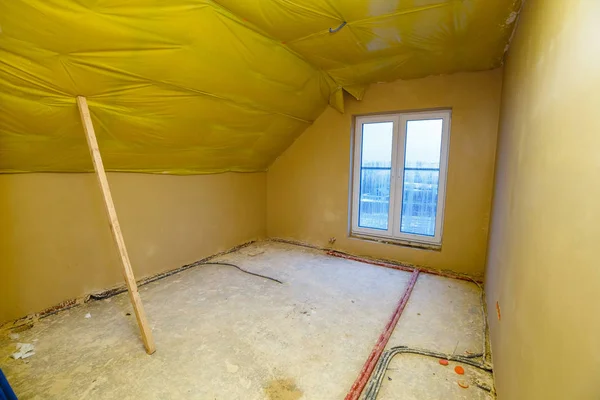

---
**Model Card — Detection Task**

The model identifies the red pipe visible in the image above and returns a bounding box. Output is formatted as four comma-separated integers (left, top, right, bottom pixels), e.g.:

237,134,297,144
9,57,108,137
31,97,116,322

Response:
345,269,420,400
327,250,482,284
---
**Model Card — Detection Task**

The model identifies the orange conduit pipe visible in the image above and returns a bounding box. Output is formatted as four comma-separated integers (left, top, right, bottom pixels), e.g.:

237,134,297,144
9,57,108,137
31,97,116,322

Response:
345,269,420,400
326,250,482,284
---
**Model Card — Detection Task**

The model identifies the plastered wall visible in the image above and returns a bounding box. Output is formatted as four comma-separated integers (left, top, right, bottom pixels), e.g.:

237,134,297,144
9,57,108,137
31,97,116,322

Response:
0,172,266,324
267,70,503,276
485,1,600,399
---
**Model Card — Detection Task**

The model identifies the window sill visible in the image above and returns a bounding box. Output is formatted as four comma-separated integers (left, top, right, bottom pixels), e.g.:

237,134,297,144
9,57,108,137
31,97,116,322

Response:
349,233,442,251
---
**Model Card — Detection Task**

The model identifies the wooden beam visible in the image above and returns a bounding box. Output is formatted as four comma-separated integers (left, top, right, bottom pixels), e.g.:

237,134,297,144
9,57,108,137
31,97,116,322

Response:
76,96,156,355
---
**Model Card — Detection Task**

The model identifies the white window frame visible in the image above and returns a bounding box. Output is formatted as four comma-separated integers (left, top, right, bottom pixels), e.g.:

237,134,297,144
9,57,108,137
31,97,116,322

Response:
351,110,451,246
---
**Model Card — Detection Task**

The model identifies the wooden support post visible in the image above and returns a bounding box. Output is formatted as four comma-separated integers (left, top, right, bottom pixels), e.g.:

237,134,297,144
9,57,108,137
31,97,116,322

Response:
76,96,156,355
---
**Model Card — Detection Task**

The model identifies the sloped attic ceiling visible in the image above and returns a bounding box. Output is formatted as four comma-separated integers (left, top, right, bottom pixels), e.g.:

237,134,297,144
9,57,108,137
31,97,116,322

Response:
0,0,520,174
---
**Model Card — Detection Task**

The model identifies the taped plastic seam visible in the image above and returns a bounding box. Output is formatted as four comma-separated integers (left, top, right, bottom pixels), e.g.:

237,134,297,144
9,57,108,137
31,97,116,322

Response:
0,0,520,174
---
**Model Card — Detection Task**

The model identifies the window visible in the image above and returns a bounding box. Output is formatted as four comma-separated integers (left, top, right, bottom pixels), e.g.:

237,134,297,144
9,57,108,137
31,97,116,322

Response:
351,110,451,245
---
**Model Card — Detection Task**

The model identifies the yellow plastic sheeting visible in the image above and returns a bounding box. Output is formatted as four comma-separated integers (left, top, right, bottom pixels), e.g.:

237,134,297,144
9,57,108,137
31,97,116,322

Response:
217,0,522,86
0,0,520,174
0,1,336,173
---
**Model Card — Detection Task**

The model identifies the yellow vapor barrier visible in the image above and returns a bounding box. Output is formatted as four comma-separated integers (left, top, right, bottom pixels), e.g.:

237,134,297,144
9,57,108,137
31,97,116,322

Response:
0,0,520,174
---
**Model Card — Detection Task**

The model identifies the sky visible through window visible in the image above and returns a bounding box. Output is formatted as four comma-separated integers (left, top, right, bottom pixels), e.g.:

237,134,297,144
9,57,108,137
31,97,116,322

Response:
361,119,443,167
358,118,443,235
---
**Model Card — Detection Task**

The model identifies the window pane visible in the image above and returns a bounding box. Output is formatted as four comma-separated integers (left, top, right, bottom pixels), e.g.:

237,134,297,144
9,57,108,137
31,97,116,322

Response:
400,119,443,236
358,122,393,230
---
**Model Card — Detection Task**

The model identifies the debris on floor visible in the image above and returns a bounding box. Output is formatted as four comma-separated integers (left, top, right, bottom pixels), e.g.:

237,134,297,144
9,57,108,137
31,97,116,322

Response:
11,343,35,360
474,379,493,392
0,242,495,399
8,333,19,341
454,365,465,375
458,380,470,389
85,313,92,319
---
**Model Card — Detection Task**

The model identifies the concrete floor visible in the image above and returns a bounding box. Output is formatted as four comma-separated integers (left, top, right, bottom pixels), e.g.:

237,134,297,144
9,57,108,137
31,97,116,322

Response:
375,274,493,399
0,242,493,399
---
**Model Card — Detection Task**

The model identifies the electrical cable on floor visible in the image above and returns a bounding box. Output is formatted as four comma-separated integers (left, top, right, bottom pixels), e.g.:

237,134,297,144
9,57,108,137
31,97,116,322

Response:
346,270,420,400
198,262,283,284
362,347,492,400
89,288,127,300
89,261,282,301
359,282,494,400
470,277,493,367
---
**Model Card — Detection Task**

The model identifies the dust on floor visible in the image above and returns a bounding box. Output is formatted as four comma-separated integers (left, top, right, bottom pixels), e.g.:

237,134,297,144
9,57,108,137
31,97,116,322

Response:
0,241,492,399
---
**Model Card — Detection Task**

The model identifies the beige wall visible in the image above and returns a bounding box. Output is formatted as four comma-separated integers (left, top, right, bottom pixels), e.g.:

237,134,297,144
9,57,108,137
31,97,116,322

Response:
267,70,503,276
485,1,600,399
0,172,266,324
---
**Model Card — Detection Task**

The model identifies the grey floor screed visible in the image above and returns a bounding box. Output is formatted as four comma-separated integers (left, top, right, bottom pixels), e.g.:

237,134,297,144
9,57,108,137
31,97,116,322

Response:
0,242,492,399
